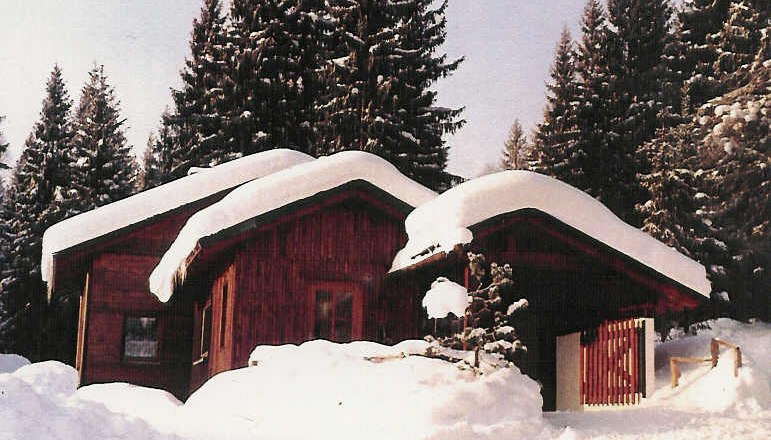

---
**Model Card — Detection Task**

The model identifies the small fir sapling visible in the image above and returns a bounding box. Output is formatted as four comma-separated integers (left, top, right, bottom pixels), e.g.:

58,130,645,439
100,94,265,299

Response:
427,252,531,367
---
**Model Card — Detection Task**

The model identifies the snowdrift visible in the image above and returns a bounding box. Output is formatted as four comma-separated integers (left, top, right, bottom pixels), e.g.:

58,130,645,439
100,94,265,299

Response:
1,319,768,440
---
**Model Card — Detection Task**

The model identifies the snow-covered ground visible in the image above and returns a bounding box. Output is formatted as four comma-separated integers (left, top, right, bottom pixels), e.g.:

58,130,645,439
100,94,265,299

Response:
0,319,768,440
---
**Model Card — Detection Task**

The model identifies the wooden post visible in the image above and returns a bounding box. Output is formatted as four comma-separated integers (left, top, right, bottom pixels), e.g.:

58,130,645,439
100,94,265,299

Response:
670,358,681,387
711,339,719,368
734,347,742,377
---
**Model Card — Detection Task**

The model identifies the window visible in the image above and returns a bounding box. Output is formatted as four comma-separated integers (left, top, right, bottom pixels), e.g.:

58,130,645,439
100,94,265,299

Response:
200,302,212,358
314,288,356,342
123,316,158,362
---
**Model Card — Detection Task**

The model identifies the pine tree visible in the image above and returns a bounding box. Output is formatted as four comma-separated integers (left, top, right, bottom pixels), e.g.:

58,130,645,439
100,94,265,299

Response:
500,119,529,170
166,0,230,178
529,28,581,187
70,65,137,211
1,66,76,357
321,0,463,191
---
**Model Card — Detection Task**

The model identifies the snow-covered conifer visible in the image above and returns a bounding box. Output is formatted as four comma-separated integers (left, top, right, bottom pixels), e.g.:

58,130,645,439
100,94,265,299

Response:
226,0,333,158
139,117,176,191
529,28,581,187
166,0,230,178
320,0,463,191
1,66,76,356
500,119,529,171
70,65,137,211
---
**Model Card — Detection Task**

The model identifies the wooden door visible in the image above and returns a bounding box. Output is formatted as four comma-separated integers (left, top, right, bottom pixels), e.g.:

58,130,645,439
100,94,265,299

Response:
75,272,91,381
210,270,235,375
310,282,363,342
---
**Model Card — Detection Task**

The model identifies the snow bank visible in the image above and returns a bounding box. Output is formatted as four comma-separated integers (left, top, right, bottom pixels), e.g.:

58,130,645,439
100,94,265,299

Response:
423,277,469,319
391,171,711,297
149,151,437,301
41,149,314,284
547,319,770,439
181,339,552,440
2,319,768,440
0,361,178,440
0,354,30,373
650,318,770,414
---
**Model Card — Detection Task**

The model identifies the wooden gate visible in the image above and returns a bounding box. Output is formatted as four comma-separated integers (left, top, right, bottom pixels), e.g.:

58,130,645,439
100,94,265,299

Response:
580,318,647,405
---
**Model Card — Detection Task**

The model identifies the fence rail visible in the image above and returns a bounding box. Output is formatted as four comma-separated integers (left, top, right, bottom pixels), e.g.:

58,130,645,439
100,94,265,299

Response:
670,337,742,388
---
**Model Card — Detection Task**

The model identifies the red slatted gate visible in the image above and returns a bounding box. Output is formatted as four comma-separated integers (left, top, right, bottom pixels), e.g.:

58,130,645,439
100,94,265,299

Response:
580,318,647,406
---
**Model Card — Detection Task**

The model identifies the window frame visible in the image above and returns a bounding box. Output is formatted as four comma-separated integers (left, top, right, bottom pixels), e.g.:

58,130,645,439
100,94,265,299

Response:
308,281,364,343
198,299,213,362
121,314,160,364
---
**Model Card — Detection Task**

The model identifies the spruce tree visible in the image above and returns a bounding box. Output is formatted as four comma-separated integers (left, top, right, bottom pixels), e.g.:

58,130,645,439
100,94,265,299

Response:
572,0,622,205
1,66,76,357
226,0,333,159
167,0,230,178
0,115,8,170
321,0,463,191
0,116,11,352
139,112,176,191
679,0,732,112
712,1,766,88
500,119,529,170
529,28,581,187
70,65,137,211
605,0,671,224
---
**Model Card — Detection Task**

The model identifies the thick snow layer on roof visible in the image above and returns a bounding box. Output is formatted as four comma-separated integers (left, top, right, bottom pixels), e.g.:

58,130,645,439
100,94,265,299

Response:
41,149,313,284
391,171,711,297
149,151,436,301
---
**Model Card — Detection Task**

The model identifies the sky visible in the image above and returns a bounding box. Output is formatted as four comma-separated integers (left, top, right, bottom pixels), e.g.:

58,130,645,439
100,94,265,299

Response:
0,0,586,179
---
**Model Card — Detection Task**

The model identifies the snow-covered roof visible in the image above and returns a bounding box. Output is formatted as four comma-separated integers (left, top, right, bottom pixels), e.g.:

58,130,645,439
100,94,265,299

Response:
41,149,314,284
149,151,437,301
390,171,711,297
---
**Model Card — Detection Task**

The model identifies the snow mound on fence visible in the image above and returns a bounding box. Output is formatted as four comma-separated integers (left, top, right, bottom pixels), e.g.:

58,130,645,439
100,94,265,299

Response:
390,170,711,297
0,353,30,373
150,151,437,302
41,149,313,284
181,339,553,440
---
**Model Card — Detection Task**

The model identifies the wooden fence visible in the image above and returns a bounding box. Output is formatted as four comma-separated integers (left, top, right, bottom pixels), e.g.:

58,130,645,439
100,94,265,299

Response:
670,337,742,387
580,318,646,405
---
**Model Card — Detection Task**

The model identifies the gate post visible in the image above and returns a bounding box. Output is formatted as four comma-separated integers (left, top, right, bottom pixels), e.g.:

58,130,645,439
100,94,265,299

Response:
642,318,655,397
556,332,582,411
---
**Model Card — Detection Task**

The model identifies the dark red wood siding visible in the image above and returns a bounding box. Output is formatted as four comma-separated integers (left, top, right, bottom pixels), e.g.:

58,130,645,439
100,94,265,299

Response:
186,188,420,388
53,196,226,399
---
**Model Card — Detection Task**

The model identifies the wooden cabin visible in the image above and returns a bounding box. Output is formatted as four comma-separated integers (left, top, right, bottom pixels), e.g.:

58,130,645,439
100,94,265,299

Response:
148,151,436,392
389,171,711,411
41,150,314,398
